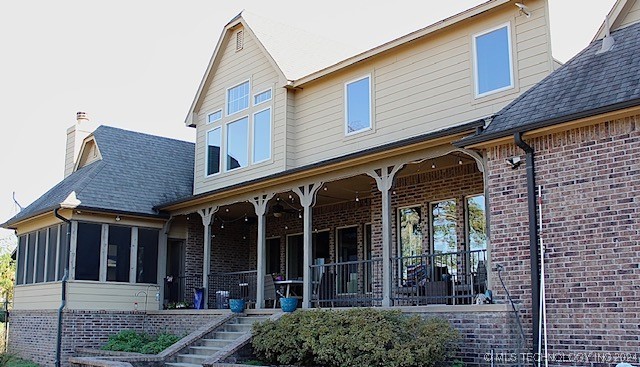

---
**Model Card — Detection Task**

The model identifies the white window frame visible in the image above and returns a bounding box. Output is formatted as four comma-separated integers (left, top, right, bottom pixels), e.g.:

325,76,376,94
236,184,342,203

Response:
344,74,373,136
205,126,223,177
225,79,251,116
207,109,222,124
224,115,250,172
472,22,514,98
253,88,272,106
251,106,272,164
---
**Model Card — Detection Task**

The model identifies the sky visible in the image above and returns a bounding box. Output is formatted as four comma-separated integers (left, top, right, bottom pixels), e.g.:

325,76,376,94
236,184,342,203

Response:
0,0,618,241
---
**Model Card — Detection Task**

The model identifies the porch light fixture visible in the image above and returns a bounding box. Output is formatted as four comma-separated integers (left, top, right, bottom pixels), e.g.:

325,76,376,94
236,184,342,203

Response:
507,156,522,169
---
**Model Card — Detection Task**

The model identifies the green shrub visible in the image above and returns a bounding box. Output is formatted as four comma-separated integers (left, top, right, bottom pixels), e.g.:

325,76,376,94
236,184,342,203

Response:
252,309,459,367
0,354,40,367
102,330,179,354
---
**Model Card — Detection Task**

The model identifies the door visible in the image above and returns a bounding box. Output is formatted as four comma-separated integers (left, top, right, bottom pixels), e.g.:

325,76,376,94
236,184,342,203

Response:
165,239,185,304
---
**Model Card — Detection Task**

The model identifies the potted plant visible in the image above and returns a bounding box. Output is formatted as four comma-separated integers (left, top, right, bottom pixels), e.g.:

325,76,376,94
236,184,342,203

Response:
229,298,246,313
280,297,298,312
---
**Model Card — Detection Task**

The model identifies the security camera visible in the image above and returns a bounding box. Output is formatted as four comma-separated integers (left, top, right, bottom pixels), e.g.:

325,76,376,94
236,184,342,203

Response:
506,156,522,169
515,2,531,18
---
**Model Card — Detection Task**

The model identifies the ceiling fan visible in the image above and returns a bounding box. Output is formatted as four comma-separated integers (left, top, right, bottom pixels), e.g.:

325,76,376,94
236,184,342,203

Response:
270,199,298,218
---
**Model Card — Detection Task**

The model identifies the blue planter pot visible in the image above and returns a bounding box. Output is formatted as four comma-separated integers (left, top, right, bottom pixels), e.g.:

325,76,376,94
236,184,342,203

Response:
280,297,298,313
229,299,246,313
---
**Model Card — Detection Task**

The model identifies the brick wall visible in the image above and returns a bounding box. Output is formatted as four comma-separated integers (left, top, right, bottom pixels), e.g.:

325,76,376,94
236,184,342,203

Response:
8,309,223,367
416,309,523,366
486,116,640,363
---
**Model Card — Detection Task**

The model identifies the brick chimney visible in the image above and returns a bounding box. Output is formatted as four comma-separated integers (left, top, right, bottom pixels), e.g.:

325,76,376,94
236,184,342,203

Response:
64,112,97,177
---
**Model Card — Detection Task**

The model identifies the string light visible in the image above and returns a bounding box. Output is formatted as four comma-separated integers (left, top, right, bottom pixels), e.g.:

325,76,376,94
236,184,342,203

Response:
285,225,288,230
221,223,224,229
323,187,328,191
458,159,463,165
431,161,436,169
298,211,302,219
225,208,229,212
355,192,360,202
244,216,248,222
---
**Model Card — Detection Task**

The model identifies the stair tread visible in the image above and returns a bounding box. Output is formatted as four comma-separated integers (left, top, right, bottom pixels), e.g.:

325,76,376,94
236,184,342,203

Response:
190,345,222,351
178,354,210,360
165,363,202,367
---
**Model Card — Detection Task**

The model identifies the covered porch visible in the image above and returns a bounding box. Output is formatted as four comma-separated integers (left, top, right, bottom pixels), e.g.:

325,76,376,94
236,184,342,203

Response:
163,148,489,310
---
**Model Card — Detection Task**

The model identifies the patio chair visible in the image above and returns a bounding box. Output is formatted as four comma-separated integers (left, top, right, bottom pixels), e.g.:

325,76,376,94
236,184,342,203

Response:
264,274,283,308
474,260,488,294
313,270,336,308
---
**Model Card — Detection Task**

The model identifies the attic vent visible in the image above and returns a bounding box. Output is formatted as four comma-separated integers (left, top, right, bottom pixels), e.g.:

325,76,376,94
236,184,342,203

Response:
236,30,244,51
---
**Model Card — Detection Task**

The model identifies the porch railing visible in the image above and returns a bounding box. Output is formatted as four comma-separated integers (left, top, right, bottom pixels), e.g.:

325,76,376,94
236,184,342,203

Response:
208,270,258,309
164,274,202,308
392,249,487,306
310,258,384,308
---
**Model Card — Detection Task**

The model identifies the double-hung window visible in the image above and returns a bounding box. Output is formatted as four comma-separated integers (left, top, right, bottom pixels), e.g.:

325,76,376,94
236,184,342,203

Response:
345,75,372,135
473,23,514,97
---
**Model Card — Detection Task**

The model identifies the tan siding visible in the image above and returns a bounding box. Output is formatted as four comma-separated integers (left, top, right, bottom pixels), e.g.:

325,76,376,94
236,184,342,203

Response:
291,0,552,167
193,25,285,195
619,0,640,28
13,283,62,310
66,281,160,311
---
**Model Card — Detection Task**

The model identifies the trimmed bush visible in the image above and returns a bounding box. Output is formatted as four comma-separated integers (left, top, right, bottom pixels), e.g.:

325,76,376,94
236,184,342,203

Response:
252,309,459,367
102,330,180,354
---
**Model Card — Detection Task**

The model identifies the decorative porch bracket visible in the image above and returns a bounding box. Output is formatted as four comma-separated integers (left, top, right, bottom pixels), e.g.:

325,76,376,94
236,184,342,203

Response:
198,206,218,309
292,182,324,309
249,193,276,309
366,165,404,307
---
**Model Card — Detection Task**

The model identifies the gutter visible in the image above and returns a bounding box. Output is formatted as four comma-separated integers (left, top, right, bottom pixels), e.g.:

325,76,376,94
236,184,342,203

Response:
157,119,485,210
513,132,540,358
455,97,640,147
53,208,71,367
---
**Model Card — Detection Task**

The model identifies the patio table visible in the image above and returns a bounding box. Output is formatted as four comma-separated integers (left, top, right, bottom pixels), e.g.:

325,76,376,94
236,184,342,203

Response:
274,280,303,297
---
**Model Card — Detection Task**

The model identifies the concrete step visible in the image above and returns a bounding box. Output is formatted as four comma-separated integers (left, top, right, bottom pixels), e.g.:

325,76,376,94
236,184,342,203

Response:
189,345,223,356
165,363,202,367
234,316,269,324
212,331,246,340
199,338,234,348
222,323,253,332
177,354,209,364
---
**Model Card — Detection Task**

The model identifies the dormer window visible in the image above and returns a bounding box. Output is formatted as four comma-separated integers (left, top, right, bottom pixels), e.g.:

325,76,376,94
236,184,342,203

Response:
473,23,514,97
227,80,250,115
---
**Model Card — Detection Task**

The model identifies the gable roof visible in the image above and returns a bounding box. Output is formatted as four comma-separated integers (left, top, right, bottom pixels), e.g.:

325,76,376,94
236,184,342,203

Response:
185,11,355,127
594,0,638,40
2,126,194,228
457,20,640,146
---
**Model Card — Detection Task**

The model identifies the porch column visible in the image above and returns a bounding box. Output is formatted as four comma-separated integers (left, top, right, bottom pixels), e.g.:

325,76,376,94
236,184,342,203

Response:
250,193,275,309
367,165,403,307
198,206,218,309
293,182,323,309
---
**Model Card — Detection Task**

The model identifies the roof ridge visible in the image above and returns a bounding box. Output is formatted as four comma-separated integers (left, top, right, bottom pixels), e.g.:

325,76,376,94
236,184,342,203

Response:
95,125,194,146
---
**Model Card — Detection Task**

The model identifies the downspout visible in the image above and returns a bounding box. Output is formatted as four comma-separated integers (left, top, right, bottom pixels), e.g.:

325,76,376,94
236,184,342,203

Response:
53,208,70,367
513,132,540,358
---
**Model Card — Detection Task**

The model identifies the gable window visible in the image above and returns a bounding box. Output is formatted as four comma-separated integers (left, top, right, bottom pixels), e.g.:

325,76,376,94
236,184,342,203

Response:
226,117,249,170
253,108,271,163
345,75,372,135
227,80,250,115
206,127,222,176
254,89,272,105
473,24,514,97
207,110,222,124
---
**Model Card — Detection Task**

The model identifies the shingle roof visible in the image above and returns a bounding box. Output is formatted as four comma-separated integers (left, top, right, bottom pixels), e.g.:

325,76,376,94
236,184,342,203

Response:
458,21,640,146
2,126,194,227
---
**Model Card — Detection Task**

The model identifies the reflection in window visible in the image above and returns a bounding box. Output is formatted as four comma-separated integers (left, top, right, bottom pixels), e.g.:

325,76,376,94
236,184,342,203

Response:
107,226,131,282
345,76,371,134
432,200,457,254
227,81,250,115
206,127,221,176
253,108,271,163
137,228,159,284
398,207,422,285
76,222,102,281
227,117,249,170
337,227,358,293
474,25,513,96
